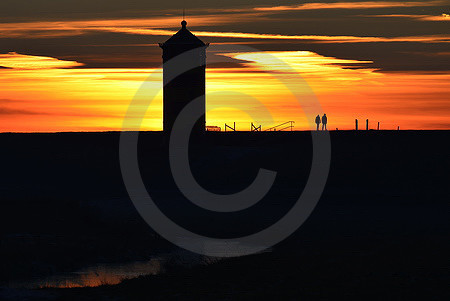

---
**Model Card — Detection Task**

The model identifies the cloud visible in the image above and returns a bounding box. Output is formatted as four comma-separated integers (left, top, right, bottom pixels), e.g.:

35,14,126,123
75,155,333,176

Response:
254,1,446,11
0,13,265,38
76,26,450,44
366,13,450,21
0,107,48,116
100,27,450,44
0,52,84,69
190,32,450,44
1,18,449,44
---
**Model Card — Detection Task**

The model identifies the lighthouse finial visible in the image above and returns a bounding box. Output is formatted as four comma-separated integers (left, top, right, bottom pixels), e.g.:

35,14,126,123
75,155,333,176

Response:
181,9,187,28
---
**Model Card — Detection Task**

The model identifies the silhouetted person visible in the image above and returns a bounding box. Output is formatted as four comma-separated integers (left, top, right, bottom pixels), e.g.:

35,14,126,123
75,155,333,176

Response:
322,114,328,131
315,115,321,131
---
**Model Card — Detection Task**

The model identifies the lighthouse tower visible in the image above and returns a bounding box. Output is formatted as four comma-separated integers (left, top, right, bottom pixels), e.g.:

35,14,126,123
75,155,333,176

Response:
159,20,209,134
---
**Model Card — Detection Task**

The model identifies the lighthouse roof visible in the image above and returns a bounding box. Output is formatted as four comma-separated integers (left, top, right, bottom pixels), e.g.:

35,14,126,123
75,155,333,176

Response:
163,20,205,46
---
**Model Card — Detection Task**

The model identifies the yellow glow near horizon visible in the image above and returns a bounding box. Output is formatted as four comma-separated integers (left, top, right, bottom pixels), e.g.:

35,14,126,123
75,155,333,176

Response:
0,51,449,132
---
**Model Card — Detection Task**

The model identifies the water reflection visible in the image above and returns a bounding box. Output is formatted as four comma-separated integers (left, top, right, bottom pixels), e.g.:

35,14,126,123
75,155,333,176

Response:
9,243,268,289
17,259,163,289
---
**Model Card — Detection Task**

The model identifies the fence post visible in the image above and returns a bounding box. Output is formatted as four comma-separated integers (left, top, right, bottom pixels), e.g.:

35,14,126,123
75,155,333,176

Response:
366,119,369,131
355,119,358,131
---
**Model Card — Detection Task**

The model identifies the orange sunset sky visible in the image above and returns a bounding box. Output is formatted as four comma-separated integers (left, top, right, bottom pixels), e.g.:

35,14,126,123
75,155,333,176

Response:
0,0,449,131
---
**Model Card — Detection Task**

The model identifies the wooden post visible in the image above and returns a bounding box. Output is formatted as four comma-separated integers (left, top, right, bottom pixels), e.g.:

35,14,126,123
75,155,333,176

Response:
366,119,369,131
377,122,380,131
355,119,358,131
398,126,400,131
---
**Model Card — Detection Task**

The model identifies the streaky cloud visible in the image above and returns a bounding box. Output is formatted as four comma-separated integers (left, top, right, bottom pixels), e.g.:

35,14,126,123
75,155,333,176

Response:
0,107,49,116
365,13,450,21
254,1,446,11
1,19,448,44
0,52,84,69
101,27,450,44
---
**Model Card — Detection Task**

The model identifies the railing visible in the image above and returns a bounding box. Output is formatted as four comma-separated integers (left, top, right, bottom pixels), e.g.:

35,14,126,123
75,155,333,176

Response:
265,121,295,132
251,123,262,132
224,122,236,132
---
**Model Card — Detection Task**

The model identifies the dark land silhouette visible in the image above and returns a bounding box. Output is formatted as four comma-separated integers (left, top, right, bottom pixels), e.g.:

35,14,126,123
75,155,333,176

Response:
0,131,448,300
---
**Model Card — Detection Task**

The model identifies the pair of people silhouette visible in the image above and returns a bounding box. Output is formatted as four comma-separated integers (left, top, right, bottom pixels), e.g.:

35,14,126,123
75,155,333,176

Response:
315,114,328,131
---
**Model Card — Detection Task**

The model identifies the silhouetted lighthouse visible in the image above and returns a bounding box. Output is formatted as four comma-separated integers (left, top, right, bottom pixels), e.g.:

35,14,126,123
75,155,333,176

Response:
159,20,209,134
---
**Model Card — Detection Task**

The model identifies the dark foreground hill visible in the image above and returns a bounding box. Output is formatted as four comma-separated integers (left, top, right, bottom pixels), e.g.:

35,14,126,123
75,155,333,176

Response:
0,131,448,300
